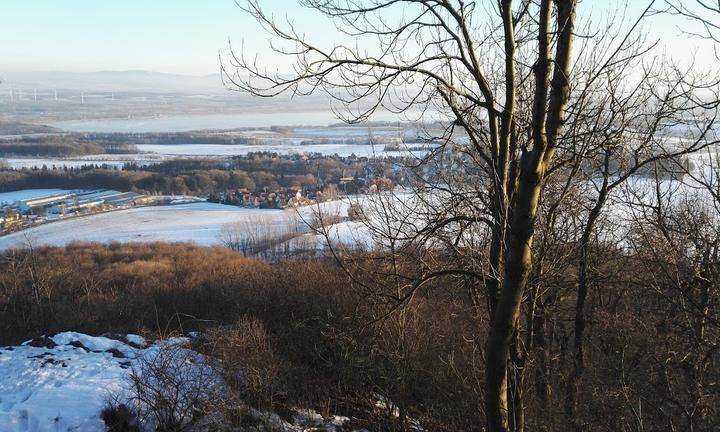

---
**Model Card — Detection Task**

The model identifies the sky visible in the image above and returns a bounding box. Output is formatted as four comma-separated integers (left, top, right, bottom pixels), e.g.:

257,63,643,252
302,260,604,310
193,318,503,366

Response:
0,0,713,76
0,0,334,75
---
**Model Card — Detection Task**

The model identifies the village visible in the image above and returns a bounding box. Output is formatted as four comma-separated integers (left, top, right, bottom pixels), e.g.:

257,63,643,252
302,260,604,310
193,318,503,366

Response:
0,172,395,235
211,175,394,209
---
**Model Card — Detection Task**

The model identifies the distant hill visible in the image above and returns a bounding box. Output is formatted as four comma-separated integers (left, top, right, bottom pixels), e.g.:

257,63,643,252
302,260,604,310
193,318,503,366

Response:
0,70,225,94
0,120,62,136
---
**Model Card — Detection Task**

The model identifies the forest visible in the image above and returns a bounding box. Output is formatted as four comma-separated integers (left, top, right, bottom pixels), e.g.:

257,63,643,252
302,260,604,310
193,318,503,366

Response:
0,135,137,157
0,154,395,196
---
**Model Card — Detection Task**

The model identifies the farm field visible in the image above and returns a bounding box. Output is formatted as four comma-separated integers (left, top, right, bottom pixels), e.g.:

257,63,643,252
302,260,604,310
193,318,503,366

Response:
0,199,375,251
0,202,295,250
135,142,418,158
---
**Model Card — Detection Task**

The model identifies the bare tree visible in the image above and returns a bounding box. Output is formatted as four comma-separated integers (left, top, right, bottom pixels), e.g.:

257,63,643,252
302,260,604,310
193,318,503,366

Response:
619,164,720,431
224,1,720,430
660,0,720,44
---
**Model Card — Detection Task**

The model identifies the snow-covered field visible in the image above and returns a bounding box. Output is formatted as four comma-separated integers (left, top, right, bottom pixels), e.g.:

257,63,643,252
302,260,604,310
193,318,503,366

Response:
135,142,416,158
2,116,441,170
3,158,128,170
7,181,707,255
48,110,431,133
0,192,417,252
0,202,305,250
1,141,429,170
2,153,168,170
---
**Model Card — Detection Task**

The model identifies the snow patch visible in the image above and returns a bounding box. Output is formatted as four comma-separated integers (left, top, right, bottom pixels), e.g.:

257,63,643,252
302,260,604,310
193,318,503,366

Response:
0,332,153,431
0,332,363,432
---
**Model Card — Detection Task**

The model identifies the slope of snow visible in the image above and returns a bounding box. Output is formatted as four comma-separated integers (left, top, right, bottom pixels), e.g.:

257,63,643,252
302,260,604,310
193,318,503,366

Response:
0,194,416,252
0,332,149,432
301,221,375,251
0,203,299,250
0,332,362,432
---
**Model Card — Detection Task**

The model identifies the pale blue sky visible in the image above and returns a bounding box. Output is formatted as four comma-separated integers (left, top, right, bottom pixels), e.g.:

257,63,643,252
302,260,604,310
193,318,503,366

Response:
0,0,332,74
0,1,710,76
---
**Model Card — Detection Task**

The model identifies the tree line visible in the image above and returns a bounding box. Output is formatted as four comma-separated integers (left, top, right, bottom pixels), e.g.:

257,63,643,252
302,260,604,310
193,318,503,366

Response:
0,136,137,157
0,153,400,196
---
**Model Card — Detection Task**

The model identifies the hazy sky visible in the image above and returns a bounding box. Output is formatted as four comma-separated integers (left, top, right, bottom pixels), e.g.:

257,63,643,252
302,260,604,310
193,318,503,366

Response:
0,0,712,76
0,0,331,75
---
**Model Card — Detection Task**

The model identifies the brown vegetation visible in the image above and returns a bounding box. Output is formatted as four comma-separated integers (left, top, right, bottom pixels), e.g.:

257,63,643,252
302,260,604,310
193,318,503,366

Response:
1,240,717,430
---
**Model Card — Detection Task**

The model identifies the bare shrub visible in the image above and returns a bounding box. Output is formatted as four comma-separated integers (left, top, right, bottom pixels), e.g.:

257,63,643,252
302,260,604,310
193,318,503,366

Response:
101,403,140,432
347,201,366,222
125,341,223,432
203,317,287,411
309,208,343,231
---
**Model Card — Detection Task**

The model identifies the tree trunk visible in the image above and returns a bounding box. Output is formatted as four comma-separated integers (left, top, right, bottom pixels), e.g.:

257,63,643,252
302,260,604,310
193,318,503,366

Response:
508,330,526,432
487,220,505,315
533,305,551,405
485,0,576,429
485,160,544,432
567,187,607,427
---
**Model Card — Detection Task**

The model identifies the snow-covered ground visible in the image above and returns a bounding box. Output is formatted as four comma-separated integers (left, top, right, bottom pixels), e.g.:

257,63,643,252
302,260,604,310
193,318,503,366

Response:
2,117,440,170
0,332,152,432
2,153,168,170
3,158,128,170
48,110,432,133
136,142,430,158
0,192,416,252
1,141,429,170
6,183,692,255
0,202,304,250
0,332,357,432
